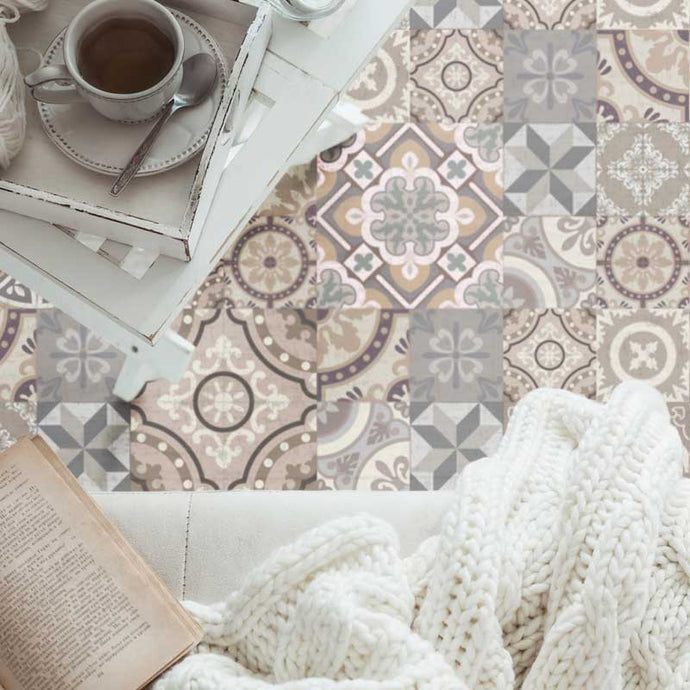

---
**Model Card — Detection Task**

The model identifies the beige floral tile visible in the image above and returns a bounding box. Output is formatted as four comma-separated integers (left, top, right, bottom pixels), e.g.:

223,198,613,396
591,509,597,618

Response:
503,217,597,307
257,161,317,217
316,123,503,309
221,215,316,309
598,31,690,122
597,216,690,308
346,30,410,122
317,400,410,490
505,0,595,28
597,123,690,216
317,308,409,409
597,0,690,28
410,29,503,123
597,309,690,402
131,308,318,491
503,308,597,420
0,306,35,404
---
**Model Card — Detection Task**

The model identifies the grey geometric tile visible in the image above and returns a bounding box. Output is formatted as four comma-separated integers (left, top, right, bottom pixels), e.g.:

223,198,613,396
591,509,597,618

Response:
504,123,597,216
409,309,503,402
504,30,597,123
37,309,124,403
410,401,502,490
38,401,130,491
410,0,503,28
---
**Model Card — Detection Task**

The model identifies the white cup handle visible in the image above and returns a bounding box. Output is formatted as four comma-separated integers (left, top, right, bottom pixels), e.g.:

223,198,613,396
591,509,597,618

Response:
24,64,83,104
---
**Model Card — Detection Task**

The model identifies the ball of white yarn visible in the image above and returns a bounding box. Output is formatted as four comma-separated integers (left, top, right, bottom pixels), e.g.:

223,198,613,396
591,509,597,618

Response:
0,0,49,170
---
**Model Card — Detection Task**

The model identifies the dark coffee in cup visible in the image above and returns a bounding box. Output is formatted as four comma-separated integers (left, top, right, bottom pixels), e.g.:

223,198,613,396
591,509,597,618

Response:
77,17,175,94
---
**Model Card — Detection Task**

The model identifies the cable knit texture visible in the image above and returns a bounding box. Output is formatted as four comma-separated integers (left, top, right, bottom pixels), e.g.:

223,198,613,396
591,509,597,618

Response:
154,382,690,689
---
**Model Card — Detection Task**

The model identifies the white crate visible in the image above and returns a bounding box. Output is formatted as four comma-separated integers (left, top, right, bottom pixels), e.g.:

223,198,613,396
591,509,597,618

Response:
0,0,271,261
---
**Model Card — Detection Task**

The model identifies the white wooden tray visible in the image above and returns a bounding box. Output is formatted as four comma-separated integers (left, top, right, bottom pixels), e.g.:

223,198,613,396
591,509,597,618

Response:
0,0,271,261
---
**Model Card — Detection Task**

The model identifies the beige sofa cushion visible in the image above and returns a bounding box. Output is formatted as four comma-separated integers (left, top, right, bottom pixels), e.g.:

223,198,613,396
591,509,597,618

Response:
94,491,452,603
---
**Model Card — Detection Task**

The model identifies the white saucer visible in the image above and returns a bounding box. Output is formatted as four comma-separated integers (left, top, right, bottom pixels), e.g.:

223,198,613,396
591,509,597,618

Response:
37,10,228,177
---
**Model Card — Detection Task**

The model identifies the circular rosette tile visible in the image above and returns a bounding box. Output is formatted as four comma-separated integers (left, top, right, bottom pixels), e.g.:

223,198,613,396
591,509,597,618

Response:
193,372,253,433
597,217,689,307
227,216,316,308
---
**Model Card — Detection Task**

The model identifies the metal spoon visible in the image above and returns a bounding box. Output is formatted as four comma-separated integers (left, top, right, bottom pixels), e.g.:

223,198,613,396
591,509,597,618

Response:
110,53,218,197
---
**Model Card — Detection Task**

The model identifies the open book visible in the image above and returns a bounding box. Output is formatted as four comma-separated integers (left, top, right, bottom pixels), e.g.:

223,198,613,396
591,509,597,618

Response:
0,437,202,690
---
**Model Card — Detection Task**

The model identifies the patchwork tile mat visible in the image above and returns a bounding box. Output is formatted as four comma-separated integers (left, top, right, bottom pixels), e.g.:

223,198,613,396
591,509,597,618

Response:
3,0,690,489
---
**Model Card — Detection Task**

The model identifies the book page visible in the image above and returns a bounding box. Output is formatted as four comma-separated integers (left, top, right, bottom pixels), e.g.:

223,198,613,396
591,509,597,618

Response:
0,438,201,690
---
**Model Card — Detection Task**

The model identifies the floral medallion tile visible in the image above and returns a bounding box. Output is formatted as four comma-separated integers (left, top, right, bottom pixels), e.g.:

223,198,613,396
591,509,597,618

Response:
317,308,409,408
503,308,597,418
38,401,130,491
131,308,318,491
597,0,690,28
505,0,596,29
596,216,690,308
36,309,123,403
316,400,410,490
257,161,317,217
0,305,35,405
409,309,503,401
219,215,317,309
596,309,690,402
504,30,597,122
346,31,410,122
597,31,690,123
0,402,36,451
410,0,503,28
410,30,503,123
504,123,597,216
597,123,690,216
503,217,597,307
410,401,502,490
316,123,503,309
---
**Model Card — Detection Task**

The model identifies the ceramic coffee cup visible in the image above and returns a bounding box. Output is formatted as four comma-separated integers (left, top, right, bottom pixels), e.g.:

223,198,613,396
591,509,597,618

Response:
25,0,184,123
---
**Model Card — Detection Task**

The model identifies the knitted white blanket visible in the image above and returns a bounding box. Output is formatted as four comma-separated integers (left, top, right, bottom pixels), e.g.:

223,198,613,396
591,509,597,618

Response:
154,382,690,689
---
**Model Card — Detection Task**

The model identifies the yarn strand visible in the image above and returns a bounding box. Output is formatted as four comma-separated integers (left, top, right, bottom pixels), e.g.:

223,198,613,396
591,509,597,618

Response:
0,0,49,169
